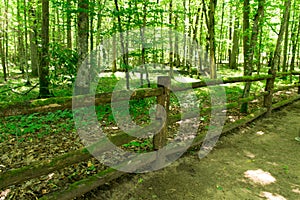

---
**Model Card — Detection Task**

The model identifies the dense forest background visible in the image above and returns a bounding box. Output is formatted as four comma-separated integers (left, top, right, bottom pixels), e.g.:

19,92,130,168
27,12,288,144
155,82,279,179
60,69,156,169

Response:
0,0,299,98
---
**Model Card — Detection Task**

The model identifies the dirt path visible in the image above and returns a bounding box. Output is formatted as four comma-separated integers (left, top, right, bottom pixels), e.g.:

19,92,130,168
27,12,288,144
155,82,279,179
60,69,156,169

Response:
84,100,300,200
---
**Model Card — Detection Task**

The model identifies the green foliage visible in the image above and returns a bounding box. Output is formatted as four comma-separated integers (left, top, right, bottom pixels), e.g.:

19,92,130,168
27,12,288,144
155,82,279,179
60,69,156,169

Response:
49,42,78,86
0,110,74,142
96,75,119,93
122,139,153,153
225,86,244,101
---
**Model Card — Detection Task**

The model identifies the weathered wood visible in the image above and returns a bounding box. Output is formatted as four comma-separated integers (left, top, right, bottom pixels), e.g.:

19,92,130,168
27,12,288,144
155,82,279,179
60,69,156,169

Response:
39,168,125,200
171,74,273,91
276,71,292,77
0,148,91,190
153,76,171,150
73,88,163,108
272,94,300,110
263,69,276,116
291,71,300,75
273,83,300,93
1,88,163,117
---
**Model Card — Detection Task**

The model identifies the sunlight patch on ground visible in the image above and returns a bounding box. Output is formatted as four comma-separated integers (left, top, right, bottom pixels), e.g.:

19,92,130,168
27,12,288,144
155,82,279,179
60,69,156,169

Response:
174,76,199,83
0,189,10,200
244,169,276,185
292,188,300,194
256,131,265,135
260,191,286,200
243,151,255,159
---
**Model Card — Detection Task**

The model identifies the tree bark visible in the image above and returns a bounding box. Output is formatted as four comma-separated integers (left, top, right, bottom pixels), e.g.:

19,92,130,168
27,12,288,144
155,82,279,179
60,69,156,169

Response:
218,2,225,63
39,0,51,98
0,33,7,81
76,0,90,95
0,1,7,81
66,0,72,49
282,8,290,73
168,0,174,77
114,0,129,89
29,0,39,77
208,0,217,79
23,0,31,85
241,0,265,113
270,0,291,72
17,0,25,74
290,13,300,74
264,0,291,116
229,13,239,70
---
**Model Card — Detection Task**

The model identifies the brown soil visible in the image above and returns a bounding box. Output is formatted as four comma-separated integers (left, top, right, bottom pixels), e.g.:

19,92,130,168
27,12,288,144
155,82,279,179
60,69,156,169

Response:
82,100,300,200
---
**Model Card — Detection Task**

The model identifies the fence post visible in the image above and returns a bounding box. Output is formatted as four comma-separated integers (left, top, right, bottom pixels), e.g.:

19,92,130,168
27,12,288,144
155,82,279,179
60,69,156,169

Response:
264,69,276,116
153,76,171,150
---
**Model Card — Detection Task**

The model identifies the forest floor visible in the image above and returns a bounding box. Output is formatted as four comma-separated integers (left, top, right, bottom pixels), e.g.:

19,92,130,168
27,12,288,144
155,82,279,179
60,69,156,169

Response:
81,100,300,200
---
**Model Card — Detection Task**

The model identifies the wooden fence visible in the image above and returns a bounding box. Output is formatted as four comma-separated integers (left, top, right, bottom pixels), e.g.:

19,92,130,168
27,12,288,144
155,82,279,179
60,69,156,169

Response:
1,70,300,199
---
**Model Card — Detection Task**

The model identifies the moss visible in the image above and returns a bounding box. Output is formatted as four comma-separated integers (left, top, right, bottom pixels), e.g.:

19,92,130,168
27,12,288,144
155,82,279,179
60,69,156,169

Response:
67,168,116,190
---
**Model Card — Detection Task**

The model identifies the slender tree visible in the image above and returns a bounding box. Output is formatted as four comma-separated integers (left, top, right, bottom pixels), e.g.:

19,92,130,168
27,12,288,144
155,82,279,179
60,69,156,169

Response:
76,0,89,94
208,0,217,79
114,0,129,89
66,0,72,49
264,0,291,116
39,0,51,97
29,0,39,77
229,14,240,70
241,0,265,113
0,30,7,81
290,13,300,74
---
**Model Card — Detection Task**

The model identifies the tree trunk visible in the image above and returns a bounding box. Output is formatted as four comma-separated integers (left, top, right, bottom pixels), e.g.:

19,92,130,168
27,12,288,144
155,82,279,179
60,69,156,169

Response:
174,13,180,68
201,0,209,73
114,0,129,89
218,2,225,63
168,0,174,77
229,15,239,70
282,8,290,73
23,0,31,85
290,13,300,74
76,0,90,95
17,0,25,74
256,25,263,74
0,33,7,81
66,0,72,49
39,0,51,98
271,0,291,72
182,0,187,69
4,0,9,79
228,7,232,65
140,0,150,87
29,0,39,77
208,0,217,79
193,7,201,76
264,0,291,116
241,0,265,113
112,28,117,72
